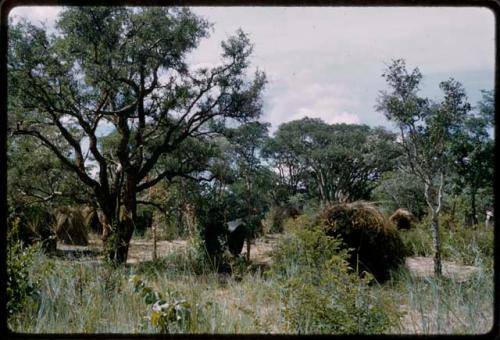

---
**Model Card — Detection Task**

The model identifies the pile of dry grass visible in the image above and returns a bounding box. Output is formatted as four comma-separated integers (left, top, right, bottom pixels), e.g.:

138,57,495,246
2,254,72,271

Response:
82,206,103,234
317,201,407,282
10,207,57,252
55,207,88,246
389,208,415,230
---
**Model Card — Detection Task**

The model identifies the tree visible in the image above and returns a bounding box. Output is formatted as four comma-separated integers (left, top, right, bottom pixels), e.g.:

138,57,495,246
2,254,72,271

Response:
263,122,308,199
7,135,91,212
8,7,266,264
449,90,494,225
264,118,399,206
372,169,428,219
376,59,471,277
225,121,271,261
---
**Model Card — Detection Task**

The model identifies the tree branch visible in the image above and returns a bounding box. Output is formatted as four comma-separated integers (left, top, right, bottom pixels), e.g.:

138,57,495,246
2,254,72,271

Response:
13,129,100,189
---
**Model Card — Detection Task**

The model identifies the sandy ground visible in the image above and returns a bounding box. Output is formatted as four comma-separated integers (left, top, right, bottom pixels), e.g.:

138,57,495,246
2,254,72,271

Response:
405,257,481,282
58,233,482,282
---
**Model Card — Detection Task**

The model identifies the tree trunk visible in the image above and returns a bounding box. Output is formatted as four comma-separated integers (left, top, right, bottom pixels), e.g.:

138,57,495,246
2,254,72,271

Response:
152,223,157,261
424,176,443,278
430,209,443,277
103,206,135,264
450,198,456,230
470,188,478,226
246,236,251,262
102,175,137,265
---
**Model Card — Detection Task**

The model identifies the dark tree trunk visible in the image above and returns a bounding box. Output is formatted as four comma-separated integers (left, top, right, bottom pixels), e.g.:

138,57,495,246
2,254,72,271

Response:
470,188,478,226
107,217,135,264
101,174,137,265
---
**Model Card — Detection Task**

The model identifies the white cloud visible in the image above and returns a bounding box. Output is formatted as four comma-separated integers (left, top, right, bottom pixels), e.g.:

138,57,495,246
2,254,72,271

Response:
8,6,495,131
263,75,361,130
9,6,62,29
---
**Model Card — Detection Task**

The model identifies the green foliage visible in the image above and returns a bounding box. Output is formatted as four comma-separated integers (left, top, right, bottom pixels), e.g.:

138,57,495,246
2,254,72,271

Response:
263,205,287,233
402,214,493,268
130,275,192,333
7,218,40,316
270,222,400,334
264,118,400,204
134,206,154,236
372,170,428,219
9,7,266,264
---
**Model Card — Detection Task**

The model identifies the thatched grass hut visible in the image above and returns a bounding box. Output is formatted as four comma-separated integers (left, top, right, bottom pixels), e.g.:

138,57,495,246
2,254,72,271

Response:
55,207,88,246
9,207,56,253
82,206,103,234
317,201,407,282
389,208,415,230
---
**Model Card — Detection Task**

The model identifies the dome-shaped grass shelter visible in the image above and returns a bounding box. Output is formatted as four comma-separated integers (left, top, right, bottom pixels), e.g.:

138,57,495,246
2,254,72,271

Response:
389,208,416,230
317,201,407,282
56,207,88,246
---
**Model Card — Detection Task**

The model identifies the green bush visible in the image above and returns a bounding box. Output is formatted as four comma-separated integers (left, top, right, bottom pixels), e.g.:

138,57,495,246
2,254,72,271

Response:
7,217,40,316
401,213,493,268
263,205,287,233
270,222,400,334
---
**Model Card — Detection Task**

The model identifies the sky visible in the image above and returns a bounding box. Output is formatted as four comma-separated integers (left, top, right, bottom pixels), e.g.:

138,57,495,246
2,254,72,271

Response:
9,6,495,133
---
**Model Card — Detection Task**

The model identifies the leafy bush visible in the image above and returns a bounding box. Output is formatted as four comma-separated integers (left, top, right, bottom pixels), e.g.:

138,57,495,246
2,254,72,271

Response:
263,205,287,233
401,213,493,268
270,222,400,334
134,207,154,236
7,217,40,316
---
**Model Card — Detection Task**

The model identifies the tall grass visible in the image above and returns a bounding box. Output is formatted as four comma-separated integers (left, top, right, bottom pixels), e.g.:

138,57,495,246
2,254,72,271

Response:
385,268,493,334
8,212,494,335
393,216,494,334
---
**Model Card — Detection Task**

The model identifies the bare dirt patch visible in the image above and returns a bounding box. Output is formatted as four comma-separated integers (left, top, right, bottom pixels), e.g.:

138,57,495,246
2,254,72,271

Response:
62,234,482,284
127,239,187,264
405,256,481,282
248,233,281,265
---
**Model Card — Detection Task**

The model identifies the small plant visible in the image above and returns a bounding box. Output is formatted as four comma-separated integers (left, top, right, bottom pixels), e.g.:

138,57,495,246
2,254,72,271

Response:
7,217,40,316
130,275,192,333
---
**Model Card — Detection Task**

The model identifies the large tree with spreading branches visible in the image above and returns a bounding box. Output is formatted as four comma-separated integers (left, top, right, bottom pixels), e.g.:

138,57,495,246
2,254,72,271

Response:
8,7,266,264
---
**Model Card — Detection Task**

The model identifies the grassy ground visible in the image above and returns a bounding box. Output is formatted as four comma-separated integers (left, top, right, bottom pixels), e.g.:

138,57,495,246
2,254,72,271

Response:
8,223,494,334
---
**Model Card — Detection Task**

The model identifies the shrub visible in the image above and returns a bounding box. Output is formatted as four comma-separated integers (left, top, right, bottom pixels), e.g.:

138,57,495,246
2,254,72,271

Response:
263,205,287,233
402,213,493,268
401,224,432,257
134,207,154,236
317,201,407,282
7,217,40,316
270,222,400,334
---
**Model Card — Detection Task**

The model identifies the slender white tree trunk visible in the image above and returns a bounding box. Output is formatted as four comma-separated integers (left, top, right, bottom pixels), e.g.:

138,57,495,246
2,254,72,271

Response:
424,173,444,277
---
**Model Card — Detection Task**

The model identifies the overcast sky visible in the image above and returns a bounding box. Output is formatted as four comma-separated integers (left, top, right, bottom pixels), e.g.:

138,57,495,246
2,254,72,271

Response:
10,6,495,132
